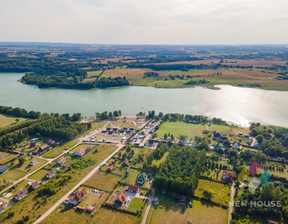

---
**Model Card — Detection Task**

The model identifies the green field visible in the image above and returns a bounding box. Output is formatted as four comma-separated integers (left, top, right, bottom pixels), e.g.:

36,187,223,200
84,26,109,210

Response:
0,169,26,184
156,121,248,139
84,171,122,192
147,194,228,224
0,152,18,165
43,141,77,158
156,122,207,139
194,179,230,206
29,168,51,182
0,114,28,128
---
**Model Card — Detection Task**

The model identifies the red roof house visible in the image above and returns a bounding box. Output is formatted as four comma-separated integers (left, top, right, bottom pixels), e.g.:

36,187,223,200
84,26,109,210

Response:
57,157,66,165
125,185,139,193
75,148,86,157
114,192,127,206
68,189,87,205
106,165,114,172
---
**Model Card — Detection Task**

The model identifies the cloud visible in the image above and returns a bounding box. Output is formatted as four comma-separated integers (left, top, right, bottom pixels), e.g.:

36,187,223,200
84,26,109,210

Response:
0,0,287,44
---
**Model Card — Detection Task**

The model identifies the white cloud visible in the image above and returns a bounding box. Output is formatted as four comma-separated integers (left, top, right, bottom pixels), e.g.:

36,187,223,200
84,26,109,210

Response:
0,0,287,44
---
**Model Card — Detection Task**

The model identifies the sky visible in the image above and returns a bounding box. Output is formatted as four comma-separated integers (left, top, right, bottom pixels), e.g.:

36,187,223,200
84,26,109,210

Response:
0,0,287,45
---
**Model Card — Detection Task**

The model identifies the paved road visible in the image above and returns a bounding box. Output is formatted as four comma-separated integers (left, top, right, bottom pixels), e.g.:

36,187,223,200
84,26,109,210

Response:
228,182,236,224
34,142,124,224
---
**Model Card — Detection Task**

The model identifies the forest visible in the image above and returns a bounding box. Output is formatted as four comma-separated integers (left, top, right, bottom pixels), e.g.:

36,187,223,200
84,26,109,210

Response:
153,145,206,196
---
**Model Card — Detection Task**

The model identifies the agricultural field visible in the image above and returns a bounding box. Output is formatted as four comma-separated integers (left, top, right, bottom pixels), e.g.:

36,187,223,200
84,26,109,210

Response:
84,171,122,192
147,194,228,224
194,179,230,206
0,151,18,165
0,114,27,128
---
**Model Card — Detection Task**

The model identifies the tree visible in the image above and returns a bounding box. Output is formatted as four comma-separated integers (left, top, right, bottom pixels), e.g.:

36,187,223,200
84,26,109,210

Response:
203,190,213,201
223,139,231,148
18,157,26,166
256,135,264,144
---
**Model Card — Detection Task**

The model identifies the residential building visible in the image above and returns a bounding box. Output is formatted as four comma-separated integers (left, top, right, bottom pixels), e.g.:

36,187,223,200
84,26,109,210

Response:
14,189,28,201
46,169,56,179
29,159,38,166
68,189,87,205
75,148,86,157
57,157,66,165
137,173,148,185
114,192,127,206
0,165,8,174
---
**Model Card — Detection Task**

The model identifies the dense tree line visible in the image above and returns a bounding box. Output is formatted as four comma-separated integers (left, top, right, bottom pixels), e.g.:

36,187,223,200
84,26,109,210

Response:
153,145,206,196
161,113,228,125
233,182,288,223
0,116,91,149
184,79,209,85
95,110,122,120
0,105,41,119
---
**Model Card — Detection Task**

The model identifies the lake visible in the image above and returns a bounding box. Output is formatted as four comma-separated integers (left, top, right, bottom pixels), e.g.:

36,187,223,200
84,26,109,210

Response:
0,73,288,127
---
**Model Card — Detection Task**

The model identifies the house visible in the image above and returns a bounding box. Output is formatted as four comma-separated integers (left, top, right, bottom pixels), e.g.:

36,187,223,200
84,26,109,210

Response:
125,185,139,193
46,169,56,179
137,173,148,185
122,160,129,167
214,145,222,151
112,128,118,132
213,133,227,142
114,192,127,206
39,144,49,151
179,195,186,206
62,163,69,169
0,165,8,174
48,139,55,144
250,138,261,148
30,148,39,154
0,204,4,213
14,189,28,201
30,137,38,142
57,157,66,165
29,159,38,166
86,206,94,213
75,148,86,157
30,142,35,147
29,181,39,190
106,165,114,172
233,142,241,150
222,170,236,182
68,188,87,205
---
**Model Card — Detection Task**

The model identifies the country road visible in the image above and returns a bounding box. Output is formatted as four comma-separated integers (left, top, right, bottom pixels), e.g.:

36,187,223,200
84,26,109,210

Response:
34,142,125,224
228,182,236,224
0,121,109,195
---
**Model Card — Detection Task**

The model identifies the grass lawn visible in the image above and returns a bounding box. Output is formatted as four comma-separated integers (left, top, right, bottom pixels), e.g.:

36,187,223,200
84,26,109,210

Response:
127,197,146,213
11,156,47,173
108,120,137,129
194,179,230,206
42,207,140,224
148,194,227,224
29,168,51,182
0,169,26,184
121,168,141,186
0,152,18,165
78,187,109,211
84,171,122,192
43,141,77,158
91,121,107,129
0,145,118,224
156,122,206,139
0,114,27,128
